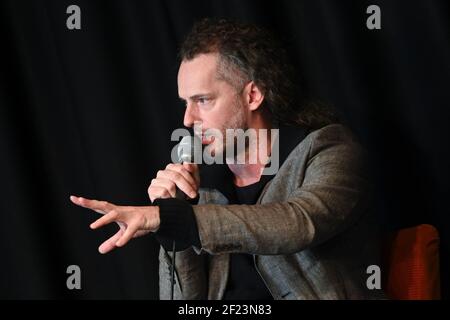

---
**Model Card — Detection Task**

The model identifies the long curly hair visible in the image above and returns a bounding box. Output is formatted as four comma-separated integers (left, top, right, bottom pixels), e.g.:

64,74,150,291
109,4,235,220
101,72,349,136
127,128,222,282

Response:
179,18,338,129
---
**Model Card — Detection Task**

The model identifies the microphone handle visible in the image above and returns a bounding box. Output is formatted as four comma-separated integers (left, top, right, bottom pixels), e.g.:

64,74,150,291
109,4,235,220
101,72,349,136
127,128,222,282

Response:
175,188,186,200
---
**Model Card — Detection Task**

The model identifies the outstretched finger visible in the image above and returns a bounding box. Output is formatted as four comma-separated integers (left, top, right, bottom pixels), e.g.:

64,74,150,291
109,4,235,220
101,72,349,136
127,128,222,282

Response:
90,210,120,229
98,227,125,254
70,195,114,214
115,223,138,248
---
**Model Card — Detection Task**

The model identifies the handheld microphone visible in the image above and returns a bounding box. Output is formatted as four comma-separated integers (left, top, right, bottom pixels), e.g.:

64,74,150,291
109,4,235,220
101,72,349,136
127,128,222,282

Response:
175,135,201,198
177,135,201,163
170,134,201,299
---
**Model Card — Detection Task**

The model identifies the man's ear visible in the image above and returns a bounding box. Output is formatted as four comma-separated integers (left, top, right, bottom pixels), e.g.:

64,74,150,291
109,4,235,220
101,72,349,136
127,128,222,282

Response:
244,81,265,111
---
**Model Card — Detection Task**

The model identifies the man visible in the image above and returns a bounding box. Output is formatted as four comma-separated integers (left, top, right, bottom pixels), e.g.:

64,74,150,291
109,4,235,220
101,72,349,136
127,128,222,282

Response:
70,19,383,299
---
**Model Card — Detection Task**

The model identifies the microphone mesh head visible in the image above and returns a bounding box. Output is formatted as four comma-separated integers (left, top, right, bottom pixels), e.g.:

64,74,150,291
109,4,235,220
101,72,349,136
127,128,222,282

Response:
177,135,201,163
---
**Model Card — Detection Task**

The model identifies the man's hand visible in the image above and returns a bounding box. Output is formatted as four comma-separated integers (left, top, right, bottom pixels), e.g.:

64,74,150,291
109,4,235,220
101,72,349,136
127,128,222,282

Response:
70,196,160,254
148,163,200,202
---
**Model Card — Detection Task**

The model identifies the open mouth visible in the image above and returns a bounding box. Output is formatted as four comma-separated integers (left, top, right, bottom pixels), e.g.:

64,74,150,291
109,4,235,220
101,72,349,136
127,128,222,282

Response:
201,134,215,145
193,127,218,145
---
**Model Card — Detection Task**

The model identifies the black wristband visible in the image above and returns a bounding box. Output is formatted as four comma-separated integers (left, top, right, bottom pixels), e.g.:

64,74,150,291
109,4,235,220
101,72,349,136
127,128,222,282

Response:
153,198,201,251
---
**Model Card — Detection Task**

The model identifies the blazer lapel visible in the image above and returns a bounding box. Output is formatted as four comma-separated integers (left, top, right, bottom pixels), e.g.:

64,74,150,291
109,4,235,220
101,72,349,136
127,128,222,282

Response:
207,253,230,300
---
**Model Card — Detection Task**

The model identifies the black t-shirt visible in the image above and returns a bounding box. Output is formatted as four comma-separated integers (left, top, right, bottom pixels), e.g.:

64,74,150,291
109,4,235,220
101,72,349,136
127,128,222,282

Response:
222,176,274,300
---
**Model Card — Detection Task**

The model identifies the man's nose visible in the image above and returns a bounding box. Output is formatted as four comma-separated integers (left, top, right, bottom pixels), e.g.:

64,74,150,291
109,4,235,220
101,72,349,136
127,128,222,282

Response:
183,104,197,128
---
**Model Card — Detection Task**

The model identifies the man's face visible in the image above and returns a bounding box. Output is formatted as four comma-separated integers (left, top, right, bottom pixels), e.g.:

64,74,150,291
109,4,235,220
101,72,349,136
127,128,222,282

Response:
177,53,247,156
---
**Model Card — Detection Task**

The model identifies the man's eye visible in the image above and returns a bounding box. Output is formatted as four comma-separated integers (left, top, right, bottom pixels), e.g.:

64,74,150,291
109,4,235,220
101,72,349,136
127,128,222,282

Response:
198,98,210,105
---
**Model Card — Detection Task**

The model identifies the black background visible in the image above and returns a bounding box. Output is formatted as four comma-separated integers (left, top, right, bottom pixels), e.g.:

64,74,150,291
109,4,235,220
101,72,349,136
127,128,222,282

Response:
0,0,449,299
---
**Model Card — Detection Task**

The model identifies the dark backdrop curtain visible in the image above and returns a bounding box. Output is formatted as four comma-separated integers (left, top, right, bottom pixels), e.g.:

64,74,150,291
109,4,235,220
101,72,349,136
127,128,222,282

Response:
0,0,449,299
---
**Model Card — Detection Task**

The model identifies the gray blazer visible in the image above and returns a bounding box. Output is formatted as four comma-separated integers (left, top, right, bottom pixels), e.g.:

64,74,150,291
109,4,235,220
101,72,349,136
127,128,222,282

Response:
159,124,384,300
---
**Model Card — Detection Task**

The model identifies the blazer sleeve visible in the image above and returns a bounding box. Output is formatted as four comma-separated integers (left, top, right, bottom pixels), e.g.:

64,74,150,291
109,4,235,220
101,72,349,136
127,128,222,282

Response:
192,125,372,255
